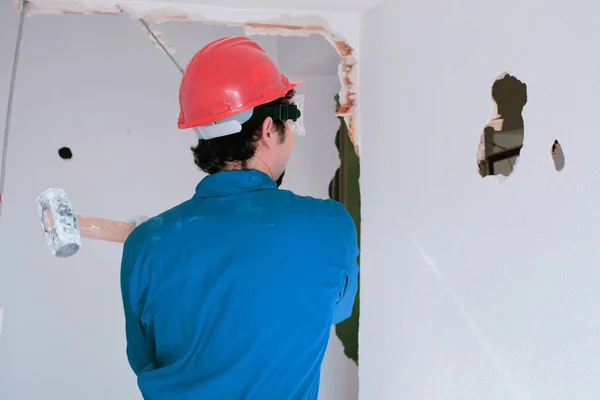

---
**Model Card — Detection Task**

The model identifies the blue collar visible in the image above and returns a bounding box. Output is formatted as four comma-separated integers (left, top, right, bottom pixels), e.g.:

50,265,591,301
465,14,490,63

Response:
194,169,277,198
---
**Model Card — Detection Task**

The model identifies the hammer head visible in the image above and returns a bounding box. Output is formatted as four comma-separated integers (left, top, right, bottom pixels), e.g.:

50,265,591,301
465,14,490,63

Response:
37,188,81,257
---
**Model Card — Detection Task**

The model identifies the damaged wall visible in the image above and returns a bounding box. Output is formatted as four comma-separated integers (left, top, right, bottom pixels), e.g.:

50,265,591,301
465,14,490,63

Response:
360,0,600,398
0,5,356,399
20,0,362,154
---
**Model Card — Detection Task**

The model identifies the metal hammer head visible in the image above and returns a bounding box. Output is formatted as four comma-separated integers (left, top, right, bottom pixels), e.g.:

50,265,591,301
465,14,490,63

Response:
37,188,81,257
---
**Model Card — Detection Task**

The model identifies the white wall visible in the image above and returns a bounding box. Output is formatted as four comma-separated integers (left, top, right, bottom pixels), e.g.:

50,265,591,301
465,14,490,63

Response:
0,5,352,399
360,0,600,399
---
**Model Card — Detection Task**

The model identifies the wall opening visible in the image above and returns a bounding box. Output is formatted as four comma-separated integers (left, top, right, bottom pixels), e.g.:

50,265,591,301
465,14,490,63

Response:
58,147,72,159
551,139,565,171
329,94,360,365
477,73,527,179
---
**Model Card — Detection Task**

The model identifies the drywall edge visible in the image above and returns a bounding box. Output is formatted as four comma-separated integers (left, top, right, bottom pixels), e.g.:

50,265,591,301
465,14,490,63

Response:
18,0,361,156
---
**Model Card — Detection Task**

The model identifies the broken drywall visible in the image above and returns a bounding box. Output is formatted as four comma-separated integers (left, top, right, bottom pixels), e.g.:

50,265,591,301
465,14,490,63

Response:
330,94,360,364
19,0,360,156
245,22,357,155
477,72,527,180
551,139,565,171
139,19,176,56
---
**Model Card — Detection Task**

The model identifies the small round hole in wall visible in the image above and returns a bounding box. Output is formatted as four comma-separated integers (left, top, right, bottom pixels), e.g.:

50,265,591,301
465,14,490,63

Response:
58,147,73,160
551,139,565,171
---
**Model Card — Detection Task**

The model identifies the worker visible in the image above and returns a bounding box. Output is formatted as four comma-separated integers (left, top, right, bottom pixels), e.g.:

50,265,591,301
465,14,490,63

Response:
119,36,359,399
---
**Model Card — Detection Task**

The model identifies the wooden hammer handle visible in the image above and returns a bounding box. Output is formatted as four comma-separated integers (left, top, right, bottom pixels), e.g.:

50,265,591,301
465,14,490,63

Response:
78,215,136,243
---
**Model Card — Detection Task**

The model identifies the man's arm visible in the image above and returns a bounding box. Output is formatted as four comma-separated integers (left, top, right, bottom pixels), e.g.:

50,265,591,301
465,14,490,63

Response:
120,237,155,375
332,204,360,325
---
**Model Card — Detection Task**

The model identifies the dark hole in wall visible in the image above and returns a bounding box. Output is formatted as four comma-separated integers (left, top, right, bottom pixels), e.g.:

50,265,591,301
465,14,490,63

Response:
58,147,73,160
330,94,360,365
477,73,527,178
551,139,565,171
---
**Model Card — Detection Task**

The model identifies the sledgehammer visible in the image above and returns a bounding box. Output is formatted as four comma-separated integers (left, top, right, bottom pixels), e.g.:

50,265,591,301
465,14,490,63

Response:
37,188,146,257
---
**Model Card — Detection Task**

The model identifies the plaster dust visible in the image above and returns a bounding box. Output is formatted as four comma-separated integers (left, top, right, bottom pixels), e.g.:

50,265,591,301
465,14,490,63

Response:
36,188,81,257
18,0,360,156
141,20,176,55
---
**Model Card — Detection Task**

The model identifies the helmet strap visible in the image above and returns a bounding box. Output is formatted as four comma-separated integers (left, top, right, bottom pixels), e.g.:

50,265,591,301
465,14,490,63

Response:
249,104,301,122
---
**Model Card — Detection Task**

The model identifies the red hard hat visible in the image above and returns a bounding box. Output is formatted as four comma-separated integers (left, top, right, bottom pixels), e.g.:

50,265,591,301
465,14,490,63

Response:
178,36,302,132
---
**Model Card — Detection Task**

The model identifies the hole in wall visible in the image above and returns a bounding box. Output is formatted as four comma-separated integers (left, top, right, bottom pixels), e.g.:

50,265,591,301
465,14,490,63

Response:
58,147,73,160
551,139,565,171
477,72,527,178
329,94,360,365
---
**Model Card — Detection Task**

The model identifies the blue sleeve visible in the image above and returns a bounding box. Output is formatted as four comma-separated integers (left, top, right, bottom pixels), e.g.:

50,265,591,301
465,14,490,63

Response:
332,204,360,325
120,236,155,375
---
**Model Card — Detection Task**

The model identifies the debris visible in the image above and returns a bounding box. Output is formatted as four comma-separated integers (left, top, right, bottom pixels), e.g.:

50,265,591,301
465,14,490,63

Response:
139,19,177,56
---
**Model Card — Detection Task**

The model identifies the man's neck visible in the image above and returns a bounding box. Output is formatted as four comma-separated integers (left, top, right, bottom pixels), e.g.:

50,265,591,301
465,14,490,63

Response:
223,159,274,181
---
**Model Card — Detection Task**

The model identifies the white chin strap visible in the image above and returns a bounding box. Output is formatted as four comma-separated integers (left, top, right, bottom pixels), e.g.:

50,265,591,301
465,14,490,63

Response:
193,95,306,140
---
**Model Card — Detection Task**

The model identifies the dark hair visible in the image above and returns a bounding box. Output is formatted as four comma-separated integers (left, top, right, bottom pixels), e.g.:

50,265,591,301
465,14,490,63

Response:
191,89,296,174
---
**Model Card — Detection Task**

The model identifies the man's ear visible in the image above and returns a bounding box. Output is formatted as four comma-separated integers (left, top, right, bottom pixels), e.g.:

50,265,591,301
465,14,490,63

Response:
260,117,278,148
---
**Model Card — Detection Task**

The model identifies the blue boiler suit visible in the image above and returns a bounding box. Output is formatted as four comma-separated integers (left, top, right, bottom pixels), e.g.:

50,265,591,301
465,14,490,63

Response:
120,169,359,400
